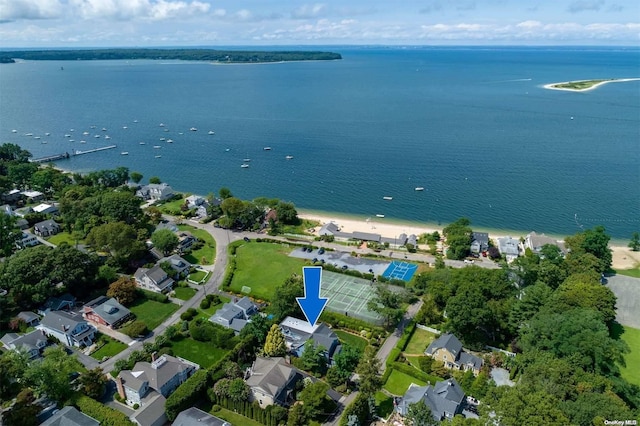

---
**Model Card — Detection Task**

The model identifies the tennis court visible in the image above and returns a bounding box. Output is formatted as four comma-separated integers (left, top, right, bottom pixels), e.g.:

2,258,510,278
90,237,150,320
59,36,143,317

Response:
321,270,382,325
382,261,418,281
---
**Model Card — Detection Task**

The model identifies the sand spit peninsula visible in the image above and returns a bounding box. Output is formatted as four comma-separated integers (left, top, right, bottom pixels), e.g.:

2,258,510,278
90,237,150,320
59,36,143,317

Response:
544,78,640,92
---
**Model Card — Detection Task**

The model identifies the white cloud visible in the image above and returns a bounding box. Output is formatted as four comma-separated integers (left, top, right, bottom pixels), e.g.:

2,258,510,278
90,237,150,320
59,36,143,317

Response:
0,0,63,21
291,3,327,19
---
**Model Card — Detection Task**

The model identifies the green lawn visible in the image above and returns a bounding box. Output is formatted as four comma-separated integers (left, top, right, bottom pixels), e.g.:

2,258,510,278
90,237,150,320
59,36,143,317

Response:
188,270,208,283
280,219,320,235
375,391,395,419
169,336,229,368
178,224,216,265
335,330,368,352
129,299,178,330
173,287,197,301
614,268,640,279
384,369,427,396
230,242,306,300
197,296,231,319
404,328,437,355
619,325,640,386
157,195,187,214
90,336,127,360
47,231,82,246
210,407,263,426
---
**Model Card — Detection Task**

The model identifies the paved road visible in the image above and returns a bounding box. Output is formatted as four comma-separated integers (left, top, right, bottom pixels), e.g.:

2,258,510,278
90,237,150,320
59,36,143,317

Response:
606,274,640,329
376,299,424,372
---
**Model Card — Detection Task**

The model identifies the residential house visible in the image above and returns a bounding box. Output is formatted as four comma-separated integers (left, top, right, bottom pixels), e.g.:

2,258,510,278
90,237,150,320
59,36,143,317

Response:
425,333,483,376
0,330,48,359
135,183,175,201
82,296,133,329
16,218,29,229
134,264,174,293
1,189,23,203
21,190,44,202
32,203,58,215
130,393,167,426
497,236,520,262
263,209,278,228
116,353,199,405
17,311,40,327
40,406,99,426
38,293,76,315
185,195,206,208
17,231,39,248
279,316,341,361
173,407,230,426
396,379,466,421
245,356,303,408
33,219,61,237
470,232,489,254
13,206,33,218
524,231,566,255
177,231,197,254
160,254,192,277
407,233,418,247
209,296,258,334
1,204,13,215
37,310,96,348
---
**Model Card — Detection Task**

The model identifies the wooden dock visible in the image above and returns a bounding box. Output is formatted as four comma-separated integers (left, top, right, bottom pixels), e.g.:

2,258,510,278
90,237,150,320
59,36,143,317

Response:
73,145,117,156
30,152,70,163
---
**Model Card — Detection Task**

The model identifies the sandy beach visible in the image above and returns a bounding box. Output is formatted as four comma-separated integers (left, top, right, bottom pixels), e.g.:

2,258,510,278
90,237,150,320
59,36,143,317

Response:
298,212,638,270
543,77,640,92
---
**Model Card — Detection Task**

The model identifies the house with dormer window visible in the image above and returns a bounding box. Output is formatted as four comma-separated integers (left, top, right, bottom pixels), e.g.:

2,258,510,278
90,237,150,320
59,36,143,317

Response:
37,310,96,348
134,264,174,293
1,330,48,359
425,333,483,376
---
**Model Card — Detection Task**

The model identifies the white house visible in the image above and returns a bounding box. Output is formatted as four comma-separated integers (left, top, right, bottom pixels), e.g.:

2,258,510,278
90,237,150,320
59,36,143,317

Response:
17,232,39,248
136,183,175,201
37,310,96,348
134,264,174,293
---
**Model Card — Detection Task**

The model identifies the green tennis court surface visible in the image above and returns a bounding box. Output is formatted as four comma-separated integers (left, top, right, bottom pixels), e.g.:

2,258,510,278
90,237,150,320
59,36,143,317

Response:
321,270,382,325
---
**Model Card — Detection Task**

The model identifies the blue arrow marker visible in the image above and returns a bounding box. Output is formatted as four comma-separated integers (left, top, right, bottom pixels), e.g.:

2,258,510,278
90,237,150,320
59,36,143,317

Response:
297,266,328,327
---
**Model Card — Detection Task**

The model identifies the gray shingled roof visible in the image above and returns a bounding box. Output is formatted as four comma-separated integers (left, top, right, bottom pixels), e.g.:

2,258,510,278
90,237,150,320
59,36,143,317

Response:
319,222,339,235
130,392,166,426
126,355,195,393
173,407,229,426
351,231,381,242
398,379,465,421
17,311,40,324
310,323,341,358
235,296,256,312
246,357,300,401
425,333,463,358
40,311,85,334
40,406,99,426
83,296,131,326
0,330,47,354
120,370,147,393
459,352,483,370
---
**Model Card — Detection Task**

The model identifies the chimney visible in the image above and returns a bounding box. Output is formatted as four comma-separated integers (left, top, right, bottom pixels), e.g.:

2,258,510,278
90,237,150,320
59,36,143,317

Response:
285,355,291,365
151,351,157,362
116,376,126,400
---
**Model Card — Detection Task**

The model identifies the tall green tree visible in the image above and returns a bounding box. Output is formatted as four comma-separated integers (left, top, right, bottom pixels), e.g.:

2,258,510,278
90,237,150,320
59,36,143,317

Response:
275,201,299,224
107,277,138,305
0,213,20,257
407,400,437,426
264,324,287,357
300,341,327,374
86,221,145,261
79,367,108,399
629,232,640,251
355,346,382,396
565,226,612,273
299,381,329,419
151,228,179,255
130,171,143,184
443,218,472,260
269,275,304,321
24,347,83,402
366,285,405,329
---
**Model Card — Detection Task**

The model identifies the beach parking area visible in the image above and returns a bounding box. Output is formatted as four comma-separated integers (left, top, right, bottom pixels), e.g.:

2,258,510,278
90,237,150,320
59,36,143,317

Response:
290,247,391,276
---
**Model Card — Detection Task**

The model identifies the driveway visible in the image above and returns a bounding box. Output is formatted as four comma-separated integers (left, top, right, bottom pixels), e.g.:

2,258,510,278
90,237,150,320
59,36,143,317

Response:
606,274,640,329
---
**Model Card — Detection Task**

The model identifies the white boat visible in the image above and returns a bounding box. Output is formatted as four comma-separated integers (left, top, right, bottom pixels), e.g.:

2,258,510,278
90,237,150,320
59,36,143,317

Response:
241,164,249,168
11,129,17,133
64,134,71,138
121,152,129,155
90,125,96,129
383,196,393,200
41,141,47,144
133,120,138,123
164,128,169,132
139,142,146,145
243,158,251,162
153,145,161,149
70,129,74,132
415,187,425,191
166,139,173,143
376,214,385,218
83,131,89,135
105,135,111,140
208,131,215,135
178,132,183,135
69,139,74,142
285,155,294,160
159,123,165,127
123,126,128,129
264,147,271,151
155,155,162,158
101,128,107,131
190,127,197,131
225,148,230,152
159,137,166,141
80,140,86,144
25,133,33,136
94,135,100,138
34,136,41,139
45,132,50,136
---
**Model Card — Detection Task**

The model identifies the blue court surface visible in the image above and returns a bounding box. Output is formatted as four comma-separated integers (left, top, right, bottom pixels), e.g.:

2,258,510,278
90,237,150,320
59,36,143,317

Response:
382,261,418,281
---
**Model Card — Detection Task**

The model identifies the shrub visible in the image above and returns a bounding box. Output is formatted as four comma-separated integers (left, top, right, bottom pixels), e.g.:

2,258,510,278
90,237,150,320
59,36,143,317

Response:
212,404,221,412
206,294,221,304
165,369,210,420
396,321,416,352
132,403,139,409
74,395,135,426
123,321,148,338
157,347,174,357
200,298,211,309
180,308,197,321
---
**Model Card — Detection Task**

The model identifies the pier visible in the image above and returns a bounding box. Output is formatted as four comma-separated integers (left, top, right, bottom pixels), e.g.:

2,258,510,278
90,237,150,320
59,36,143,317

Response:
30,152,70,163
73,145,117,156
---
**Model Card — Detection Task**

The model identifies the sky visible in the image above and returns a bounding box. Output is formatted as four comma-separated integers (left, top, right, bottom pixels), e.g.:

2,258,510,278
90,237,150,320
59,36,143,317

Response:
0,0,639,47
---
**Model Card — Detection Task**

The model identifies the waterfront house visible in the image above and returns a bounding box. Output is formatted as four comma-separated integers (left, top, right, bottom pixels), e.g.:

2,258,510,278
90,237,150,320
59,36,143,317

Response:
0,330,48,359
279,316,341,361
470,232,489,254
245,356,303,408
185,195,206,208
40,406,99,426
82,296,133,329
396,378,466,421
497,236,520,262
135,183,175,201
21,190,44,202
134,264,174,293
209,296,258,334
32,203,58,215
524,232,566,255
425,333,483,376
37,310,96,348
33,219,61,237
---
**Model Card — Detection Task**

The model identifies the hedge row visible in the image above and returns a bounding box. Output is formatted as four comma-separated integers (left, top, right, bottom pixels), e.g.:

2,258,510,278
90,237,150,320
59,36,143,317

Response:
396,321,417,352
210,396,286,426
74,395,134,426
165,369,210,420
389,361,442,385
221,257,236,291
319,310,385,336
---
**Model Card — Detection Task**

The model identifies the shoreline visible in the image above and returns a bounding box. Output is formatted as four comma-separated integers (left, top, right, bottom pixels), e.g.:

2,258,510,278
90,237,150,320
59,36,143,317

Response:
543,77,640,92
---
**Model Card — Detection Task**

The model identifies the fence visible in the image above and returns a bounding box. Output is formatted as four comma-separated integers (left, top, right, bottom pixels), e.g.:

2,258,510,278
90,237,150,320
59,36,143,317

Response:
416,324,441,334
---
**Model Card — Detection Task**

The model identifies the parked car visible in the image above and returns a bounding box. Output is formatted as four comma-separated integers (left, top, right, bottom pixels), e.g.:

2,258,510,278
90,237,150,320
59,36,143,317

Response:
244,237,250,242
318,248,325,254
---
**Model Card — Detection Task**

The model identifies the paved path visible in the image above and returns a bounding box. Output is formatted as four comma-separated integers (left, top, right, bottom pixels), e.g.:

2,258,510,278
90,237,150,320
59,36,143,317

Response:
93,323,134,345
606,274,640,329
376,300,424,373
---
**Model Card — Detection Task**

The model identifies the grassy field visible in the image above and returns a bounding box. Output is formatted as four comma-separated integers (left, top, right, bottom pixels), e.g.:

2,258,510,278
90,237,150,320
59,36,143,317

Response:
157,195,187,214
173,287,197,301
188,270,208,283
209,407,263,426
169,336,229,368
375,391,395,419
47,231,82,246
280,219,320,235
384,369,427,396
129,299,178,330
90,336,127,360
335,330,368,352
177,224,216,265
614,268,640,279
619,325,640,386
404,328,437,355
230,242,306,301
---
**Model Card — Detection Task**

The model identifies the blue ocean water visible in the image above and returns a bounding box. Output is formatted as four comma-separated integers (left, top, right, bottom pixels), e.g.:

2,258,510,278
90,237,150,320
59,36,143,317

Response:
0,47,638,240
